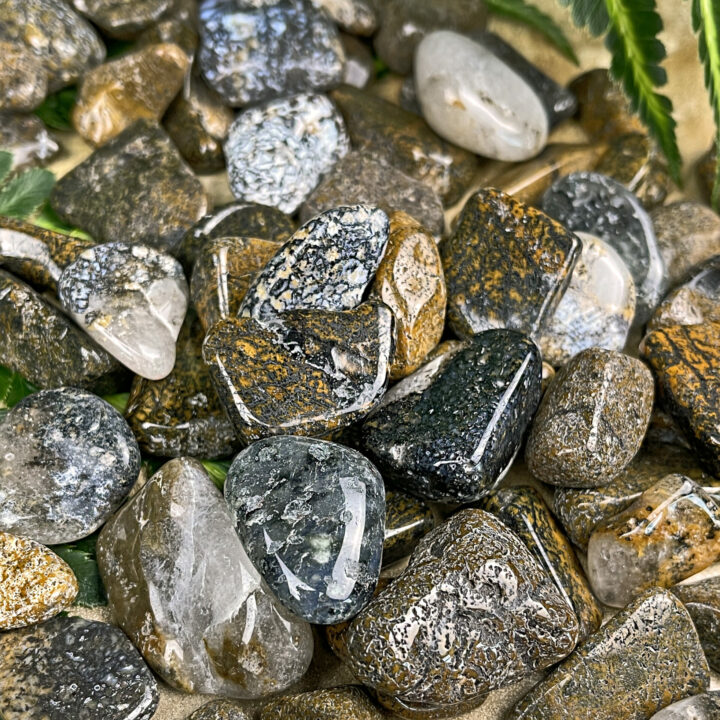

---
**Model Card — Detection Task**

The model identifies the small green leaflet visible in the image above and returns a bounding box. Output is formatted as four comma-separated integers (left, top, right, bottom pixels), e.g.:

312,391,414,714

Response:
33,202,94,241
200,459,232,490
33,87,77,131
0,365,37,418
0,152,12,186
0,166,55,220
103,392,130,414
50,534,107,608
484,0,579,64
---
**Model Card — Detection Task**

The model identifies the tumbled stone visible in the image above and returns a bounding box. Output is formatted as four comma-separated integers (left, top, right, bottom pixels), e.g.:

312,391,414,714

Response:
165,74,233,173
331,85,479,206
316,0,377,35
650,693,720,720
0,532,77,630
226,436,385,624
136,0,198,56
239,205,388,322
416,31,548,161
125,312,237,458
374,0,488,75
442,188,581,339
300,152,444,238
187,700,250,720
554,443,713,549
71,0,179,38
697,145,717,204
0,0,105,92
671,577,720,673
526,348,653,487
651,201,720,285
506,588,709,720
225,93,349,214
375,692,488,719
0,270,122,390
204,302,393,441
596,132,671,209
482,486,602,641
538,231,636,366
360,330,542,503
370,212,446,379
199,0,344,106
542,171,666,321
97,458,313,696
641,322,720,476
336,509,578,713
51,120,209,253
260,687,383,719
340,34,373,89
0,387,140,544
0,113,59,171
383,490,435,566
58,242,188,380
0,42,48,111
191,236,281,331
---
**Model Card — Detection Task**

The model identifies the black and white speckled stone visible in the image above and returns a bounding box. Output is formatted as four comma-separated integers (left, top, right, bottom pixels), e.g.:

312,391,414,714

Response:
359,330,542,503
650,693,720,720
225,93,349,214
198,0,344,106
0,615,158,720
225,436,385,624
542,171,666,321
238,205,389,322
187,700,250,720
58,242,188,380
0,387,140,545
671,577,720,673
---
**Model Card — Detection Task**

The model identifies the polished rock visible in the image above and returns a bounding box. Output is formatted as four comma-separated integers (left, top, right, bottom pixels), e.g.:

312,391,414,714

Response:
0,42,48,111
650,693,720,720
671,577,720,673
383,490,435,566
0,113,59,171
260,687,383,719
71,0,179,38
187,700,250,720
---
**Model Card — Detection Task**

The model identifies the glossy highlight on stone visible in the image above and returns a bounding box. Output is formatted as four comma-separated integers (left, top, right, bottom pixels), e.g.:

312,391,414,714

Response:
383,490,435,566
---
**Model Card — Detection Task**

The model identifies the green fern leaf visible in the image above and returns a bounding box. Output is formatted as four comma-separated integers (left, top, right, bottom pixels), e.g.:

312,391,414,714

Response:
102,392,130,414
691,0,720,209
51,534,107,607
0,152,12,186
484,0,579,64
0,167,56,220
557,0,609,35
0,365,37,414
200,459,232,490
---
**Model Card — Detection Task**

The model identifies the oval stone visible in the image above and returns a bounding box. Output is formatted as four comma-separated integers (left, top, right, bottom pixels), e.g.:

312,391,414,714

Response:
650,693,720,720
259,687,383,720
671,577,720,673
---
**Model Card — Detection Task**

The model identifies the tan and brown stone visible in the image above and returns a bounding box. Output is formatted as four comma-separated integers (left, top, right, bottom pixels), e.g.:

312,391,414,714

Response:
0,41,48,111
259,687,383,720
697,144,717,204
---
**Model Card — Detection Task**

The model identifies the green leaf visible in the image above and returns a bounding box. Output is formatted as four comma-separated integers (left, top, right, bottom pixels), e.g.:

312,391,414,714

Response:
0,365,37,412
50,534,107,608
32,202,94,240
373,57,390,79
0,152,12,186
691,0,720,210
484,0,579,64
103,393,130,414
33,87,77,131
200,459,232,490
0,167,56,220
557,0,610,36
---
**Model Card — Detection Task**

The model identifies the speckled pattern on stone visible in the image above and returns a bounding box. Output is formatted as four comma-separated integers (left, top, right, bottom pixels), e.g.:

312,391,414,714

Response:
259,686,384,719
0,615,158,720
506,588,710,720
50,119,209,253
187,699,250,720
650,693,720,720
0,387,141,545
671,577,720,673
360,330,542,503
442,188,581,339
198,0,344,106
225,436,385,624
336,509,578,713
697,145,717,204
0,113,59,171
383,490,435,566
71,0,179,39
0,42,48,112
225,93,349,214
316,0,377,35
239,205,388,322
526,348,654,487
203,302,393,441
97,458,313,697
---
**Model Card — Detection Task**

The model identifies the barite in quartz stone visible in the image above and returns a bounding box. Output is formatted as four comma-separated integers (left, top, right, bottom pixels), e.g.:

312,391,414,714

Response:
97,458,313,696
0,387,141,545
0,113,59,171
125,312,238,458
340,34,374,89
225,436,385,624
72,43,189,147
415,31,548,161
0,270,122,391
330,85,479,206
481,486,602,642
0,42,48,112
71,0,179,39
0,615,158,720
203,302,393,441
0,531,78,630
187,700,250,720
259,687,383,719
374,0,488,75
383,490,435,566
191,236,282,331
300,152,445,239
587,475,720,608
538,231,636,366
650,693,720,720
359,330,542,503
651,201,720,285
641,322,720,476
506,588,709,720
0,0,105,92
198,0,344,106
58,242,188,380
315,0,377,35
336,509,578,713
239,205,388,322
441,188,581,339
225,93,349,214
370,211,446,379
671,577,720,673
526,348,654,487
50,120,209,253
542,171,666,322
554,443,714,550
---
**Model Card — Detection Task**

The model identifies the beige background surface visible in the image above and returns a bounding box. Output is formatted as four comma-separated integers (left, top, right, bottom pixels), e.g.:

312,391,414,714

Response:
55,0,717,717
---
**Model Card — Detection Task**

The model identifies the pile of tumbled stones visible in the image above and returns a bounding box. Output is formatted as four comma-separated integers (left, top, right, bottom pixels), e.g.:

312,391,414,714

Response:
1,0,720,719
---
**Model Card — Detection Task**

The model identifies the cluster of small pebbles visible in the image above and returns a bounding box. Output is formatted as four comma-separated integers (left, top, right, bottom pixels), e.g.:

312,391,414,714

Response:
1,1,720,720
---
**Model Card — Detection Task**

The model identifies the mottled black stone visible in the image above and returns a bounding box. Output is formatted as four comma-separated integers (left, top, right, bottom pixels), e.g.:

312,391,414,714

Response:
0,615,158,720
225,436,385,624
359,330,543,503
383,489,435,566
671,577,720,673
